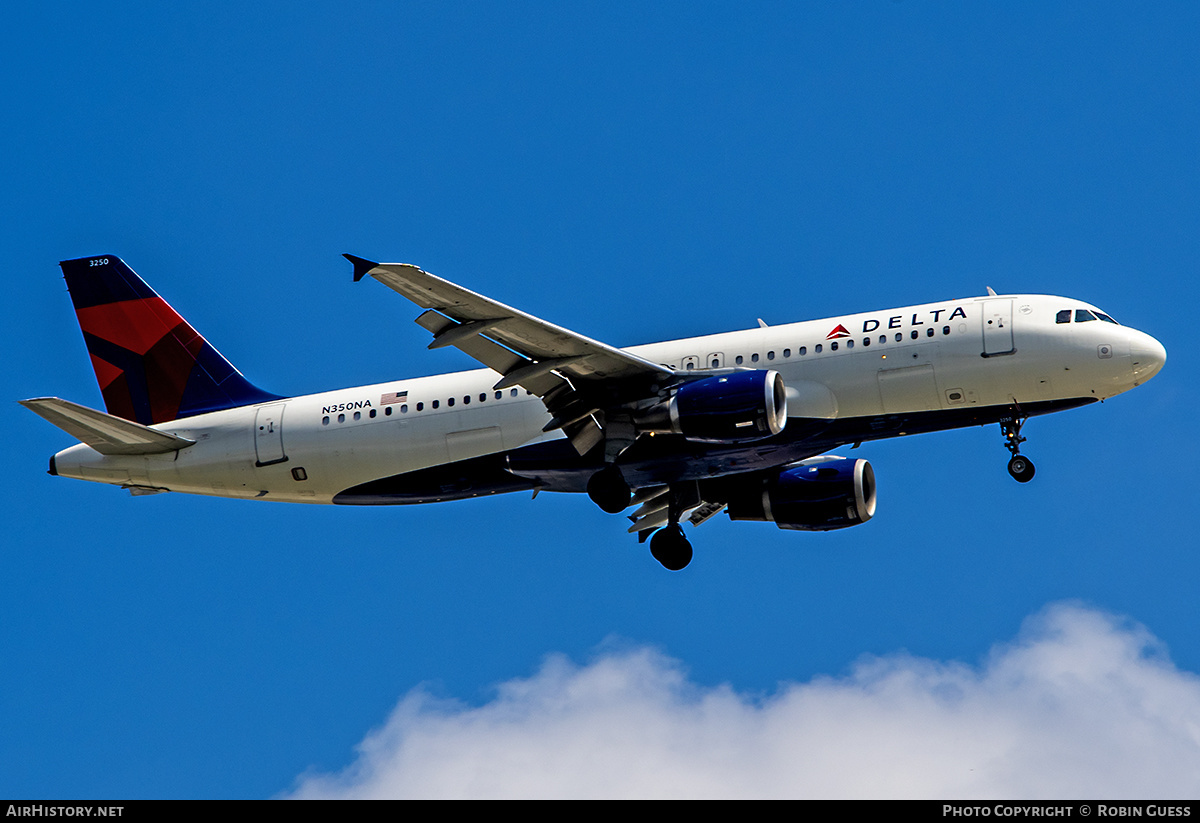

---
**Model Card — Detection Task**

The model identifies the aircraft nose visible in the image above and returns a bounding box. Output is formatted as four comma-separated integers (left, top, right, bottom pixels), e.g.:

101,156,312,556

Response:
1129,330,1166,385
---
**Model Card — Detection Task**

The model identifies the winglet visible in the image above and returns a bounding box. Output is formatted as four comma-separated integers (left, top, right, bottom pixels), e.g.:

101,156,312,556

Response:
344,254,380,282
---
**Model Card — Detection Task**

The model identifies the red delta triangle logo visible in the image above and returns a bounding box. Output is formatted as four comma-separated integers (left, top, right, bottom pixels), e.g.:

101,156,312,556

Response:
826,324,852,340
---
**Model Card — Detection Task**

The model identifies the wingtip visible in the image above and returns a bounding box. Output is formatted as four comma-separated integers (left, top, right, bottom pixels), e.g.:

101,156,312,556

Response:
343,253,380,282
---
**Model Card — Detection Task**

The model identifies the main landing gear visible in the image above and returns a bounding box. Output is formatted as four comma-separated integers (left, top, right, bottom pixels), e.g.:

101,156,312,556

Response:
586,465,631,514
588,466,697,571
649,524,693,572
1000,415,1036,483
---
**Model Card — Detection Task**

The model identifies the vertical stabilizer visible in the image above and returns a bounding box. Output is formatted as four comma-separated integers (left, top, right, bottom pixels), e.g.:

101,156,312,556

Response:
60,255,281,425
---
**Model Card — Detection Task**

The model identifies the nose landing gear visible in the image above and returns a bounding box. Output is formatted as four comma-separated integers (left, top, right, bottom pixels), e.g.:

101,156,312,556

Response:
1007,454,1035,482
1000,414,1036,483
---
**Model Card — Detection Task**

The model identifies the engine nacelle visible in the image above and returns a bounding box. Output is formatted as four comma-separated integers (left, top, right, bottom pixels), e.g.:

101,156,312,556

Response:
726,456,876,531
662,370,787,443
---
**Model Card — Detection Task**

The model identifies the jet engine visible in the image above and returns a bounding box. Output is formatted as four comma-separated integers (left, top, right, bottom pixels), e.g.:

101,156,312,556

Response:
726,456,876,531
640,370,787,444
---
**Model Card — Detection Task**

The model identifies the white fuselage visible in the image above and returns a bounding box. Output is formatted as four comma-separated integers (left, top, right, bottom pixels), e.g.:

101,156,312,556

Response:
50,293,1165,502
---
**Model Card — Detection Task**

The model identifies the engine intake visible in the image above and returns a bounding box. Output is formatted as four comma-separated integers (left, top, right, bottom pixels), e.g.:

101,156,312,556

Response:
727,457,876,531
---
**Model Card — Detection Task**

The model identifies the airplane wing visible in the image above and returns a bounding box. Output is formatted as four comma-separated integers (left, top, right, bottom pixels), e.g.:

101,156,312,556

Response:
346,255,677,455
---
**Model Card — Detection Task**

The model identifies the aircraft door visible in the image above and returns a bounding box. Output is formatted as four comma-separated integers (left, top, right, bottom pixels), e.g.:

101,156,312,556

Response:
706,352,724,369
680,355,700,371
254,404,288,466
982,299,1015,356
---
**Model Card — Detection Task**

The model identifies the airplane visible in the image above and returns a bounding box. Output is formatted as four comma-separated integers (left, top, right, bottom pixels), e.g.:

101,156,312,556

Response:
22,255,1166,570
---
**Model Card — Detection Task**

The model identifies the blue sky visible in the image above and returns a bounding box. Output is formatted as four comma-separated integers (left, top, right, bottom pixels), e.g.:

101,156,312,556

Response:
3,2,1198,798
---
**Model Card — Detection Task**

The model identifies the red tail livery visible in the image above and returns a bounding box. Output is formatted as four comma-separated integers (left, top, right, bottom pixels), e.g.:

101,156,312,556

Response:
60,256,279,425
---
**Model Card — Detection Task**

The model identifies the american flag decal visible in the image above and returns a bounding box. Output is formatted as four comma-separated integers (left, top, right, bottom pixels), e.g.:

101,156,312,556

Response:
380,391,408,405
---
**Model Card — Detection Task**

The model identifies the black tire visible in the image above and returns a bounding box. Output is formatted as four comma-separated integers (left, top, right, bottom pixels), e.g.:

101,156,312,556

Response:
650,525,693,571
587,465,631,513
1007,455,1036,483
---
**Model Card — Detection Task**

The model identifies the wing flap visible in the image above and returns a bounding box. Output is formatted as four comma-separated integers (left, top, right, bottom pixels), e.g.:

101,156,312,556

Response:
20,397,195,455
414,310,525,377
414,310,568,396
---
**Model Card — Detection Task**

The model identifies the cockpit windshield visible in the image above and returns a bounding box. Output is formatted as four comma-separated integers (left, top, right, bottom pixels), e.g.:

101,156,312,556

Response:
1056,308,1119,325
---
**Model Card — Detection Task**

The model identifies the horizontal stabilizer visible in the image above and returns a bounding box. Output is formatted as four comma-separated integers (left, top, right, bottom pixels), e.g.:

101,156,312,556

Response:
20,397,195,455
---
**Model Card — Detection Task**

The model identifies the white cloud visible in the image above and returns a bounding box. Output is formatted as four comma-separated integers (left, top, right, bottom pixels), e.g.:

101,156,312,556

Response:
286,603,1200,799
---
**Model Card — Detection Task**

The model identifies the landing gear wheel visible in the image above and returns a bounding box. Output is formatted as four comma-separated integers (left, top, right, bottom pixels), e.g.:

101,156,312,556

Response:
650,525,693,571
587,465,631,514
1000,413,1035,483
1007,455,1036,483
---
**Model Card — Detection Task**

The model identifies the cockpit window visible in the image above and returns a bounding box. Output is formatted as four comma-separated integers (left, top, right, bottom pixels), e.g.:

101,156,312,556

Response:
1095,312,1119,324
1075,309,1097,323
1056,310,1071,324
